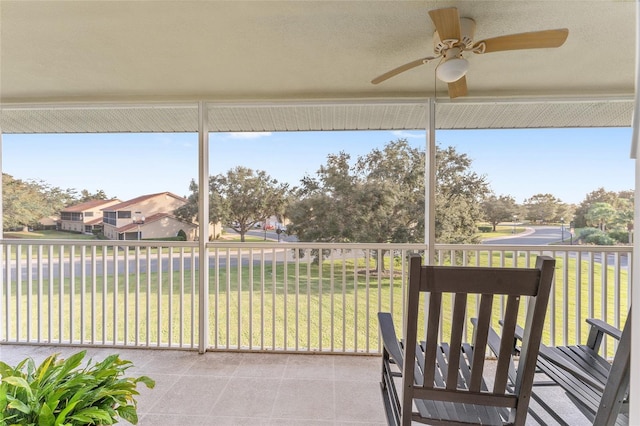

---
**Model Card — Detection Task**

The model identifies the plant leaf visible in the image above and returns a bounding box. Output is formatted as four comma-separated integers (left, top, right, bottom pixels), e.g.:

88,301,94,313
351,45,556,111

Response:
56,351,86,378
54,399,80,425
3,376,34,398
6,395,31,414
136,376,156,389
68,406,113,424
116,405,138,424
37,402,55,426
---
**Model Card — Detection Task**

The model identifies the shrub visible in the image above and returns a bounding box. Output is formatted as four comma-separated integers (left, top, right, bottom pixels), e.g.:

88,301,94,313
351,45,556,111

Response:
578,227,601,239
176,229,187,241
580,228,615,245
608,230,630,244
477,226,493,233
0,350,154,425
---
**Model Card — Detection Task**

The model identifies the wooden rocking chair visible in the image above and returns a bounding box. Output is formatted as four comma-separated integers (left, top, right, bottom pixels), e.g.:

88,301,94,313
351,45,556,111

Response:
378,254,556,425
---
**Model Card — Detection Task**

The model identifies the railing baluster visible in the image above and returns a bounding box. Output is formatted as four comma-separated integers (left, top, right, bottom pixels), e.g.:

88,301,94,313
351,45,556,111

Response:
124,247,129,345
91,246,96,345
294,248,300,351
69,245,75,344
101,245,107,344
576,250,582,345
26,245,32,342
37,245,43,343
238,247,243,349
179,247,185,347
16,245,21,342
145,246,151,346
156,246,162,347
48,245,54,343
307,249,312,351
260,249,265,350
282,248,289,351
168,246,174,347
113,245,118,346
271,247,276,350
134,246,140,346
249,248,254,350
364,249,370,353
190,246,196,349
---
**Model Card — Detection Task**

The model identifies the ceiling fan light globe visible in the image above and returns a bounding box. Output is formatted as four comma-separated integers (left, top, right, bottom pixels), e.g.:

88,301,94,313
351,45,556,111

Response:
436,57,469,83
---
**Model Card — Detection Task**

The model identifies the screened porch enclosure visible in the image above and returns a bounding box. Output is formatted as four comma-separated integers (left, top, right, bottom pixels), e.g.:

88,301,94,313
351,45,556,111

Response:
1,1,637,423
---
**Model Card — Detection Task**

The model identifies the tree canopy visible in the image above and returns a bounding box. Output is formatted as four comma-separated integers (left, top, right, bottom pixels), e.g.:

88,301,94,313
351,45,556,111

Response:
287,139,489,245
523,193,564,223
175,168,288,242
3,173,111,231
481,195,519,231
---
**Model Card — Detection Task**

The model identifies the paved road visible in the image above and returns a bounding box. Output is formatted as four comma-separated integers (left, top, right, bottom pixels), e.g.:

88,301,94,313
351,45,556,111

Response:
482,225,573,245
483,225,629,268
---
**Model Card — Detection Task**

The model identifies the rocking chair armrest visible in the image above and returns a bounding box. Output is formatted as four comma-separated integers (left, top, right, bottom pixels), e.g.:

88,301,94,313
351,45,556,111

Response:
510,320,606,391
585,318,622,352
378,312,404,370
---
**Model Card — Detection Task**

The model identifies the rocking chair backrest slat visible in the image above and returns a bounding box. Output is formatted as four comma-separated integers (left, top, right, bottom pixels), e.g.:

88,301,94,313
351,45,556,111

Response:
423,290,441,388
446,293,467,390
470,294,494,392
493,295,521,394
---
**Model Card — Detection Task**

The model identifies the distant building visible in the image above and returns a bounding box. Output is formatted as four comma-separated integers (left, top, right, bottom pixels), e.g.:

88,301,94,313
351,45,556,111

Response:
102,192,196,241
36,215,59,231
60,199,121,233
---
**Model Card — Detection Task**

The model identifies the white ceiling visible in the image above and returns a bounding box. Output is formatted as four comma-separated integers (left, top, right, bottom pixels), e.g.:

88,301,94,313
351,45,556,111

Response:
0,0,636,132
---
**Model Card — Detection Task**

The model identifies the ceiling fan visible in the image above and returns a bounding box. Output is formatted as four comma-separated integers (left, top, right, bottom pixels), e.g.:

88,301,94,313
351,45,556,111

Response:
371,7,569,99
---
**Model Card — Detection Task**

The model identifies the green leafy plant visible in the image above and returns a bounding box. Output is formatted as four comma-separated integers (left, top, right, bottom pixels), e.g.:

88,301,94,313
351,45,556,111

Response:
0,350,155,425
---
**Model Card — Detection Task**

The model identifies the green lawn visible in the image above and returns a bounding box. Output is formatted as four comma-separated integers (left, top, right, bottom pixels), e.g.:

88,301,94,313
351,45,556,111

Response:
476,224,526,240
5,230,97,240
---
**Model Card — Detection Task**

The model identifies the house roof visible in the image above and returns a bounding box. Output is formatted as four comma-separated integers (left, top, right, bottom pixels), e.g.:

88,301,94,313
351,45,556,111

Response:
0,1,635,132
103,192,186,212
117,212,196,233
62,199,121,213
85,217,103,226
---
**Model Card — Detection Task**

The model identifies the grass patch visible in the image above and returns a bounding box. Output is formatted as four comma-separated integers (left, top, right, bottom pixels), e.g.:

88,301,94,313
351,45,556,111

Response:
476,225,526,240
5,230,97,240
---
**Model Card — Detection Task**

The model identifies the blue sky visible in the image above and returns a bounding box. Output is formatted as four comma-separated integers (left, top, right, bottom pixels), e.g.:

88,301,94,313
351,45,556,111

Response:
2,127,634,205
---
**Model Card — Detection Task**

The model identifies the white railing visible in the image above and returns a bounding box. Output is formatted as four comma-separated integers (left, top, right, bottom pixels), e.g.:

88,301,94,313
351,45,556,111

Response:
0,240,631,357
1,240,199,349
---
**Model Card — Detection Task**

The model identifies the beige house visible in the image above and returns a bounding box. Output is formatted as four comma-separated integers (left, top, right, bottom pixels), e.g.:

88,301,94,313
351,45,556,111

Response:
102,192,195,241
117,212,197,241
60,199,121,234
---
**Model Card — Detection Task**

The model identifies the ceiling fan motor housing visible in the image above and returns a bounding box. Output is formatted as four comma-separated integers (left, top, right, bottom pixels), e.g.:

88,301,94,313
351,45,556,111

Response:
433,17,476,54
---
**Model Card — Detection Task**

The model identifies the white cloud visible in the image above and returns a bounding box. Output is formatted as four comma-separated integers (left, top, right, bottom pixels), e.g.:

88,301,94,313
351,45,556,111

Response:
227,132,273,139
391,130,424,139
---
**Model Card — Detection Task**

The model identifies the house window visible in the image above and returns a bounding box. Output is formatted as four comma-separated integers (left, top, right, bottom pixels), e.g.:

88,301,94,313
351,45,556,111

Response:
61,212,82,221
104,211,116,226
85,212,94,217
118,211,131,219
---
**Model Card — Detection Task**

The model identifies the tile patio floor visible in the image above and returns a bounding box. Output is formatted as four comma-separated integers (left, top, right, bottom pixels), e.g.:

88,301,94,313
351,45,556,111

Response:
0,345,595,425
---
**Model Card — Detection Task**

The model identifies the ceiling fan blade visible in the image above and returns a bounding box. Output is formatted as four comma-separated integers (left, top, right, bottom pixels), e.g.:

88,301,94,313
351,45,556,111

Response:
447,76,467,99
371,57,433,84
428,7,461,41
474,28,569,53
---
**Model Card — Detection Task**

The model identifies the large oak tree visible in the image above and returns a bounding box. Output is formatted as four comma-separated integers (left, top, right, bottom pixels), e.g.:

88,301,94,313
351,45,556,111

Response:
287,139,490,248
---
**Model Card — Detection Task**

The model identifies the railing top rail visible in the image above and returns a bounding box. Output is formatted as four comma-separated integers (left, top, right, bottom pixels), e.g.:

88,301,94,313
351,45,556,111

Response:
435,243,632,253
0,239,631,253
0,239,197,248
206,242,429,250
